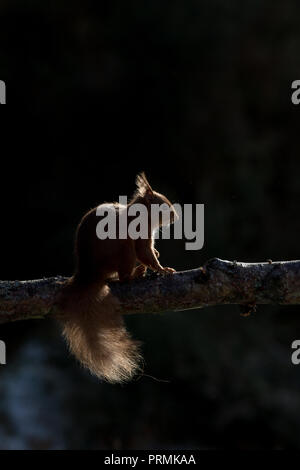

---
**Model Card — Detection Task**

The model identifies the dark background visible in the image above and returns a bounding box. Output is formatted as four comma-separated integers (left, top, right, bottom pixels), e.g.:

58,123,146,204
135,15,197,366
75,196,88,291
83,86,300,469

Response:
0,0,300,449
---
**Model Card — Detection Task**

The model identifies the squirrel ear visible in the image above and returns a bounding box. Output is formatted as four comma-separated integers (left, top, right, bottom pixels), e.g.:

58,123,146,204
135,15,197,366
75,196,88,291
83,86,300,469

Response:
135,172,154,196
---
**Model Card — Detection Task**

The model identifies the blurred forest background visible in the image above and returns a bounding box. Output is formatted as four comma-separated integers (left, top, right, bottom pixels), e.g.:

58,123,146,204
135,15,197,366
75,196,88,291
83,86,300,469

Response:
0,0,300,449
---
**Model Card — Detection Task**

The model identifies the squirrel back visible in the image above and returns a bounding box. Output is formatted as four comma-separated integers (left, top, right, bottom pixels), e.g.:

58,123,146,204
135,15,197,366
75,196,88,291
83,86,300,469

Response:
57,173,177,383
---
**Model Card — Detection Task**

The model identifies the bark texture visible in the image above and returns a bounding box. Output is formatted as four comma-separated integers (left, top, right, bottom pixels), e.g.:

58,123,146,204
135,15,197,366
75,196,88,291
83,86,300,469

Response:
0,258,299,324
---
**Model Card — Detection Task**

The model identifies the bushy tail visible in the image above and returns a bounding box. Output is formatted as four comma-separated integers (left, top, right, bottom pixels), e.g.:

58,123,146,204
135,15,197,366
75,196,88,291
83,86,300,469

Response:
57,279,142,383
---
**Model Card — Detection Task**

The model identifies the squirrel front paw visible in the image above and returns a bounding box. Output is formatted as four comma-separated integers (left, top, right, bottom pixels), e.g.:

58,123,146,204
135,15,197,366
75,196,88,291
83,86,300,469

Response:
159,267,176,275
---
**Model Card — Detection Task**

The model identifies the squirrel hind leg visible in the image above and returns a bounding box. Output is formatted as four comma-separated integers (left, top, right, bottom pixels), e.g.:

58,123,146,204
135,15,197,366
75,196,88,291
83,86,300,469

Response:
132,264,147,278
117,263,147,282
117,260,136,282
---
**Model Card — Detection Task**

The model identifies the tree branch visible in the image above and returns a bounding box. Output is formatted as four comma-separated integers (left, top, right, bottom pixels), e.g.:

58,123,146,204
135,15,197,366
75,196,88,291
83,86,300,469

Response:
0,258,299,324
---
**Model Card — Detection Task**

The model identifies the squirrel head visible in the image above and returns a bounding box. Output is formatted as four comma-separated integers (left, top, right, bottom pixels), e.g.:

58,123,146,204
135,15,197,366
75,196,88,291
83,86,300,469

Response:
134,172,178,227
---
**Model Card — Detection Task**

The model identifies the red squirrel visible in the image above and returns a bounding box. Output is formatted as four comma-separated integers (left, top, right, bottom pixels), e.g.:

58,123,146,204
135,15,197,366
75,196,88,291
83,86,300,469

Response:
58,173,177,383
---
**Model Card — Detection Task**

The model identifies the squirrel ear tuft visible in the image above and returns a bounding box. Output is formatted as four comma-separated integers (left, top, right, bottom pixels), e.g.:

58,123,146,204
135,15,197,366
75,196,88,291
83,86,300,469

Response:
135,172,154,196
